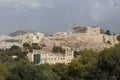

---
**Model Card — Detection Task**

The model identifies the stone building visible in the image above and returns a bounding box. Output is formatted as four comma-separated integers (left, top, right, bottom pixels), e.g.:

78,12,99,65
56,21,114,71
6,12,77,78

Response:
72,24,102,35
69,24,119,45
27,48,74,64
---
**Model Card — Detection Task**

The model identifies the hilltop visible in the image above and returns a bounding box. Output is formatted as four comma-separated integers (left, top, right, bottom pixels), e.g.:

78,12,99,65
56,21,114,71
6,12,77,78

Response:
8,30,34,37
0,24,119,51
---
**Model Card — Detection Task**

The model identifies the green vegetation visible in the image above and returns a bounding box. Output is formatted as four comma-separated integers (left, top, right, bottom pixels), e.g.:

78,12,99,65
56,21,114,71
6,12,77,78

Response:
52,46,65,54
7,60,60,80
0,61,8,80
0,44,120,80
23,43,42,52
105,30,111,35
67,49,99,80
73,50,81,58
32,43,41,50
117,34,120,42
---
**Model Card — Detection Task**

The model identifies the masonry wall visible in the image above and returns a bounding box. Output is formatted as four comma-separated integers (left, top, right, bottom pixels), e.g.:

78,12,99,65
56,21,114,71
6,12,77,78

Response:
86,27,101,35
27,48,74,65
67,33,119,45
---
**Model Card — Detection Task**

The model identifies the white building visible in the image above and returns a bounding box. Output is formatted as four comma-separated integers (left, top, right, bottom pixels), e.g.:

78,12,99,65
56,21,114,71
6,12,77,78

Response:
27,48,74,64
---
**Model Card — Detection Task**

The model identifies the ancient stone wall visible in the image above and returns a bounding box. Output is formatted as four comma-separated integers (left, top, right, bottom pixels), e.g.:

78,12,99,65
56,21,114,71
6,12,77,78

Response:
66,33,119,45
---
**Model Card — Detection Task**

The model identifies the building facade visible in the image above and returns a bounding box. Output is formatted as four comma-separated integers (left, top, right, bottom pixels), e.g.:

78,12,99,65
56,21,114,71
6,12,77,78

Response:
27,48,74,64
72,24,102,35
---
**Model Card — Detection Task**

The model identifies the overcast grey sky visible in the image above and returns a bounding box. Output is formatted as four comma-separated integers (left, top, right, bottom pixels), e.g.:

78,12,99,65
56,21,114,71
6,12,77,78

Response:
0,0,120,34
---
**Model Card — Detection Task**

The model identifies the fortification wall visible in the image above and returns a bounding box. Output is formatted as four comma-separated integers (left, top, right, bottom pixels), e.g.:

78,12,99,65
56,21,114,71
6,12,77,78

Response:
67,33,119,45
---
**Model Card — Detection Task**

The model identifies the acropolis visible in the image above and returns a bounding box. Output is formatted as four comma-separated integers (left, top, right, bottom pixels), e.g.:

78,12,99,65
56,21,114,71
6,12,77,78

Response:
0,24,119,64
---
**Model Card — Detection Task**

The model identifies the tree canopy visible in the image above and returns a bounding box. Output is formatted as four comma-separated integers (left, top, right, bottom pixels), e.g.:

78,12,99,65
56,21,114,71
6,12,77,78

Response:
0,61,8,80
0,43,120,80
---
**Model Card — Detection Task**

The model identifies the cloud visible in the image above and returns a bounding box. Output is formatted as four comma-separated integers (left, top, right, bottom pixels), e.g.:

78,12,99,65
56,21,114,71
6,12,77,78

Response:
0,0,63,9
109,0,120,6
0,0,120,34
81,0,120,23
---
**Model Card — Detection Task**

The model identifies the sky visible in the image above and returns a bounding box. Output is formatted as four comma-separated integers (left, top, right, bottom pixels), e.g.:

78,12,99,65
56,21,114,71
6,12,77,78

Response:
0,0,120,34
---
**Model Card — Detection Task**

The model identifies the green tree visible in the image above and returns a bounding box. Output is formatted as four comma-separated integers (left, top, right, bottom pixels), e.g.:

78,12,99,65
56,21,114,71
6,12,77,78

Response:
7,60,60,80
32,43,41,50
23,43,33,52
117,35,120,42
105,30,111,35
0,47,28,68
23,43,31,49
74,50,81,58
96,45,120,80
0,61,8,80
52,46,65,54
52,63,67,80
7,60,36,80
36,64,61,80
67,49,99,80
10,45,21,51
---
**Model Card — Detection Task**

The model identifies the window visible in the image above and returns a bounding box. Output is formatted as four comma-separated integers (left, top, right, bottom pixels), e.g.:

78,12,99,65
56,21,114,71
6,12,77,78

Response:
34,54,40,64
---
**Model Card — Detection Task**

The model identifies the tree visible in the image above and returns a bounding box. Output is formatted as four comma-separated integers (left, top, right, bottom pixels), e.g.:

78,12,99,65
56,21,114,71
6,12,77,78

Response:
0,61,8,80
52,63,67,80
67,49,99,80
74,50,81,58
32,43,41,50
23,43,33,52
10,45,21,50
35,63,61,80
7,60,60,80
0,47,28,67
52,46,65,54
23,43,31,49
7,60,36,80
105,30,111,35
117,35,120,42
96,44,120,80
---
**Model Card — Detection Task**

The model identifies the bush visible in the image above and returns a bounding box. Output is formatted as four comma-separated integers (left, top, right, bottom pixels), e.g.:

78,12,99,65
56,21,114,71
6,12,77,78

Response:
52,46,65,54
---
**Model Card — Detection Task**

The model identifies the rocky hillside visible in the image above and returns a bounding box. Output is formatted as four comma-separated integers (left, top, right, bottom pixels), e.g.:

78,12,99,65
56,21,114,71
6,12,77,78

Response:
8,30,34,37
